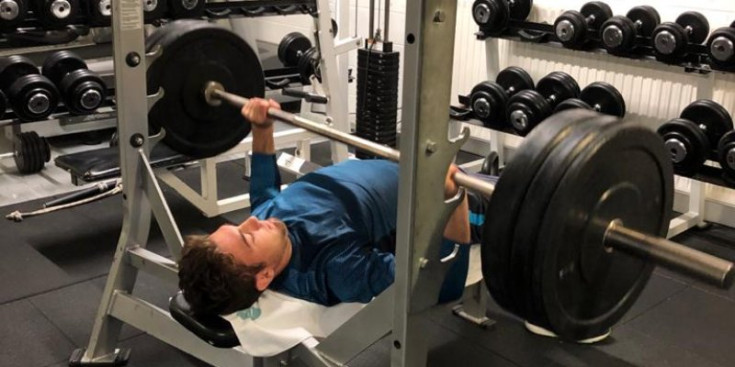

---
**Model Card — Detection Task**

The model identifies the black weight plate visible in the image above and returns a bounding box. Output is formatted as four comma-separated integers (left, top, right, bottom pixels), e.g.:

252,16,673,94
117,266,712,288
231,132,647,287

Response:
167,0,205,19
482,109,601,315
657,118,708,176
707,27,735,70
12,133,27,173
554,98,591,113
144,0,168,22
511,112,617,321
241,6,266,16
676,11,710,45
38,133,51,163
204,8,231,18
581,1,613,29
0,89,7,120
718,130,735,178
278,32,312,67
536,71,580,106
469,81,508,128
680,99,733,149
42,50,87,86
147,20,264,159
496,66,534,95
89,0,112,26
0,0,27,29
555,10,589,48
507,89,552,135
35,0,80,27
533,120,672,341
0,55,38,91
509,0,532,21
472,0,509,34
273,4,298,13
627,5,661,36
19,132,41,173
600,16,637,54
26,131,46,172
8,74,59,121
651,22,689,59
60,69,106,115
580,82,626,117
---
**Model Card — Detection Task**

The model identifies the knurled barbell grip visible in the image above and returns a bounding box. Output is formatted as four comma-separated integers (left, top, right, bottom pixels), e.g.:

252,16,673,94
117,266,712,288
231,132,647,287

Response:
605,221,734,289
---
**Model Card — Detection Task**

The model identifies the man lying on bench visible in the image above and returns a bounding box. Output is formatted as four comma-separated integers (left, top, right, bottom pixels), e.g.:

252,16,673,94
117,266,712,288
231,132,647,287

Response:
178,98,494,316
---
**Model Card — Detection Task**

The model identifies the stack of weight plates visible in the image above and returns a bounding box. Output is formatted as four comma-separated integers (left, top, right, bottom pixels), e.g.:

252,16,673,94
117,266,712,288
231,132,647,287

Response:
356,44,399,159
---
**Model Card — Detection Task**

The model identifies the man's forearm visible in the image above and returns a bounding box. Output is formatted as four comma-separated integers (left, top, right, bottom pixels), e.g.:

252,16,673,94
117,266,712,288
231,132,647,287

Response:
443,194,471,244
252,126,275,154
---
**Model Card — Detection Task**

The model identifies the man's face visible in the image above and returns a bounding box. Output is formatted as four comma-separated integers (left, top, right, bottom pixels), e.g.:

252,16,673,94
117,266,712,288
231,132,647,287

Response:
210,216,290,268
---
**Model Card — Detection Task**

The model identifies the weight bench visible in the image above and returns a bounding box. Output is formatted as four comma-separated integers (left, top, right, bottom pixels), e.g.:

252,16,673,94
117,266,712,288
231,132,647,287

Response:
166,246,490,360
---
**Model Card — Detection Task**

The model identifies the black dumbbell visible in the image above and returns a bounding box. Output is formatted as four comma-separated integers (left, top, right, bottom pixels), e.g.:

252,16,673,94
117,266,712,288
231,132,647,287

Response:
10,131,51,174
167,0,204,18
471,0,533,35
719,130,735,181
32,0,81,27
0,55,59,122
469,66,534,129
553,1,612,49
143,0,168,22
42,51,107,115
657,100,733,176
651,12,710,62
88,0,111,26
0,0,28,30
506,71,580,136
278,32,313,67
480,151,500,175
554,81,626,117
600,6,661,55
706,20,735,71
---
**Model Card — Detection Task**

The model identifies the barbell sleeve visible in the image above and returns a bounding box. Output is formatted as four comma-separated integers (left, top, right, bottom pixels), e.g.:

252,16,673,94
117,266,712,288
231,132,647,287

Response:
605,221,735,289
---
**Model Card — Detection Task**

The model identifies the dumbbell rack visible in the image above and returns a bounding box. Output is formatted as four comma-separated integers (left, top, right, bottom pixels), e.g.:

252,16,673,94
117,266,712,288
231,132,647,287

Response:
471,12,735,238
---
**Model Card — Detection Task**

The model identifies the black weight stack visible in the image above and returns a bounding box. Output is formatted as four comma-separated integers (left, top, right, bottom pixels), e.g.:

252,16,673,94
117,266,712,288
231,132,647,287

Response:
356,42,399,159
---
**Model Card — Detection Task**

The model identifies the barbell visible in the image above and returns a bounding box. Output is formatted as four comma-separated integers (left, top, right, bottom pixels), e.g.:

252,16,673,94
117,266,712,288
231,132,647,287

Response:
147,20,734,341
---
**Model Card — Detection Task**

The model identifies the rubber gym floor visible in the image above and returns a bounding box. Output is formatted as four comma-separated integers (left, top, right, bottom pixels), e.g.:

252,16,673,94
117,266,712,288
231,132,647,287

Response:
1,142,734,367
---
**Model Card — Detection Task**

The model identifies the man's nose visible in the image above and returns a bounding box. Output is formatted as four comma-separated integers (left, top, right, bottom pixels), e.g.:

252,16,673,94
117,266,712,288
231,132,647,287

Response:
239,216,260,231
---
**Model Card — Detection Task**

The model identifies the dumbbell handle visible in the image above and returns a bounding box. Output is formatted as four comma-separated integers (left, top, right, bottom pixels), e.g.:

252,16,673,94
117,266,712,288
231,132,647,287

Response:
208,81,734,289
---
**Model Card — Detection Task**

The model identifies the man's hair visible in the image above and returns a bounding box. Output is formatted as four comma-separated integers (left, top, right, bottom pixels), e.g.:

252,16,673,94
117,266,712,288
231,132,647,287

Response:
178,235,264,315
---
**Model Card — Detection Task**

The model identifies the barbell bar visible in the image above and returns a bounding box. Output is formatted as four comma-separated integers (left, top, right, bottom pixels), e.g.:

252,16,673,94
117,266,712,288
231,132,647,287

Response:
203,81,733,290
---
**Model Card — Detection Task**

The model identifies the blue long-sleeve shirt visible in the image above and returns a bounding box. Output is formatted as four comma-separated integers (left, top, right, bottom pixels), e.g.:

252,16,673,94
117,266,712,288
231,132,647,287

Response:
250,154,399,305
249,153,495,306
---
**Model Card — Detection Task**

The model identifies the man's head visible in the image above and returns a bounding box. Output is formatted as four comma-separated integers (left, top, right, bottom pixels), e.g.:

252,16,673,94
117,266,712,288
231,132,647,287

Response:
178,216,291,315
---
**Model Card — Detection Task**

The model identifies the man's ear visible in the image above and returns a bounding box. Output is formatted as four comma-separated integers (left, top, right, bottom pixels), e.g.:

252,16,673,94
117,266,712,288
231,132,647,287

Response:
254,268,274,291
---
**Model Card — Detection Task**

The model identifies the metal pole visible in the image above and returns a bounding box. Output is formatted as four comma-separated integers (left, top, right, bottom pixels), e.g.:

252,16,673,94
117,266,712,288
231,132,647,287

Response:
209,84,492,195
605,221,734,289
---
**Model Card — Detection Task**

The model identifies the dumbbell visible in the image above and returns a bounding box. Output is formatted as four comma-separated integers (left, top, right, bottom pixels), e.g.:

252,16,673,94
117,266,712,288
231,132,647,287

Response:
553,1,612,49
167,0,203,19
0,0,27,30
0,55,59,122
0,131,51,174
600,6,661,55
144,0,168,22
506,71,580,136
42,51,106,115
719,130,735,181
651,12,710,62
706,20,735,71
554,82,626,118
276,32,320,82
480,151,500,175
32,0,81,27
657,100,733,176
471,0,533,35
468,66,534,129
278,32,313,67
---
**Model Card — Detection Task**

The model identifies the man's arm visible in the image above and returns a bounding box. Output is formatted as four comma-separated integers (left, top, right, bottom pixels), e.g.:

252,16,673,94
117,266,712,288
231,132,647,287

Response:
443,164,471,244
242,99,282,209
